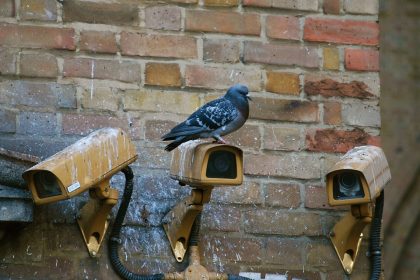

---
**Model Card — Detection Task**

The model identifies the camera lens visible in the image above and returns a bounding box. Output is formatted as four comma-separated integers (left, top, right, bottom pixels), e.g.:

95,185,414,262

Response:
333,171,364,199
206,150,237,179
34,171,62,198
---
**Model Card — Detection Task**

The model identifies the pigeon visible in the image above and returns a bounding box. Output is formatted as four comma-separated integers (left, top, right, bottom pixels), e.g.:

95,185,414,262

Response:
161,84,251,152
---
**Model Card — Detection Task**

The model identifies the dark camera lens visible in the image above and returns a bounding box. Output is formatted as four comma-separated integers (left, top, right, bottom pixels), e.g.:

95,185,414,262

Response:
206,150,237,179
34,171,62,198
333,171,364,200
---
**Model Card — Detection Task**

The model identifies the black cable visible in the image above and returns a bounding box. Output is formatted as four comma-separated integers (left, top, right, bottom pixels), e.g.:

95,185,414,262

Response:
108,166,164,280
369,190,384,280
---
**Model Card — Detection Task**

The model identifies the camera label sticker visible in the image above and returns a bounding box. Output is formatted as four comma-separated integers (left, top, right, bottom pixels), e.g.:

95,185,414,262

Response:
68,181,81,193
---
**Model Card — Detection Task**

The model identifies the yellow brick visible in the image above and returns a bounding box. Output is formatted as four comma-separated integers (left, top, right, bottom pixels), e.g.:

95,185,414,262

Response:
81,87,118,111
123,90,200,115
145,63,181,87
266,72,300,95
323,47,340,70
204,0,239,6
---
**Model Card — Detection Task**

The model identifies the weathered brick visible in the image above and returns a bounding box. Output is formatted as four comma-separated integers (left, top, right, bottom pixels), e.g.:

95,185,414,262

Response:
169,0,197,3
204,0,239,6
81,87,119,111
0,80,76,108
304,18,379,46
250,97,319,123
185,10,260,36
304,77,376,99
0,109,16,133
185,65,261,91
0,0,15,17
265,238,304,266
145,63,181,87
18,112,57,136
263,126,302,151
123,89,200,115
202,204,241,232
20,53,58,78
62,113,129,135
0,48,17,75
121,32,197,59
272,0,318,11
20,0,57,21
244,210,322,236
244,41,319,68
80,31,118,54
203,39,240,63
305,185,344,210
145,5,182,31
244,153,320,179
63,1,138,25
265,183,301,208
243,0,271,7
266,15,300,41
306,240,342,268
202,236,263,263
0,24,75,50
342,103,380,127
137,146,172,170
323,102,342,125
344,0,378,15
212,181,263,205
145,119,177,141
63,58,141,83
224,124,261,149
323,47,340,70
323,0,340,14
306,128,380,153
345,49,379,71
266,71,300,95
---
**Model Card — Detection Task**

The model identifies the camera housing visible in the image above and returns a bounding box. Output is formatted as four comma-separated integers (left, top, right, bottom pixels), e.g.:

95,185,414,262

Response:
169,140,243,187
326,145,391,206
23,128,137,205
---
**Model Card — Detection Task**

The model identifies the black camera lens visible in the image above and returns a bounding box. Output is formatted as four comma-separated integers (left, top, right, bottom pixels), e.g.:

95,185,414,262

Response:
34,171,62,198
333,171,364,199
206,150,237,179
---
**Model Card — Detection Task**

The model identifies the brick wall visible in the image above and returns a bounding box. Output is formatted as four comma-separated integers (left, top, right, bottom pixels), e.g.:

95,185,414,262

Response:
0,0,381,279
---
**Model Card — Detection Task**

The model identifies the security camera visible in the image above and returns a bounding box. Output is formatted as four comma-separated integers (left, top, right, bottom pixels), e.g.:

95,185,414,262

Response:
23,127,138,257
326,145,391,206
169,140,243,187
23,128,137,205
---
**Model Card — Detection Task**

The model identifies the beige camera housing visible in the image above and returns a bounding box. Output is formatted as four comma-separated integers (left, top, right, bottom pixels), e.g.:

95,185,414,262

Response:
326,145,391,206
23,128,137,205
169,140,243,187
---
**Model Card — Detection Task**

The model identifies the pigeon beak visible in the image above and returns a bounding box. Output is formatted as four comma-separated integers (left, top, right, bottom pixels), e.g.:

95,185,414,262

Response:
247,95,252,101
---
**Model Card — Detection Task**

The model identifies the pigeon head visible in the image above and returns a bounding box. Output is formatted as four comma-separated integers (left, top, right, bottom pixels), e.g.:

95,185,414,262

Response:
225,84,251,101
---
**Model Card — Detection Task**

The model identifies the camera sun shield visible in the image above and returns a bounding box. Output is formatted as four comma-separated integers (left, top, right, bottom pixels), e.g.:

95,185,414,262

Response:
169,141,243,187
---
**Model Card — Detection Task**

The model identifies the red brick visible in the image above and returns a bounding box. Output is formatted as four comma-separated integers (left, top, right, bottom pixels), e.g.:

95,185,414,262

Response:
304,78,376,99
244,153,320,179
265,183,301,208
306,240,342,268
0,109,16,133
324,102,342,125
0,0,15,17
62,114,129,135
244,41,319,68
204,0,239,6
63,57,141,83
202,204,241,232
212,181,263,205
121,32,197,59
203,39,240,63
244,210,322,236
0,24,75,50
20,0,57,21
306,128,380,153
202,236,263,262
20,53,58,78
323,0,340,14
0,48,17,75
345,48,379,71
185,10,260,36
265,238,304,266
305,185,346,210
185,65,261,91
266,15,300,41
250,97,319,122
63,1,138,25
304,18,379,46
145,63,181,87
243,0,271,7
145,5,182,31
80,31,117,54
